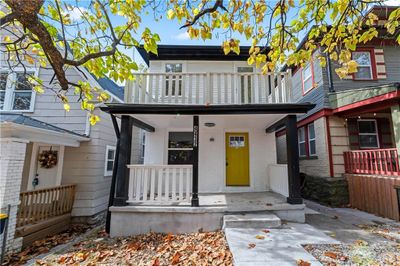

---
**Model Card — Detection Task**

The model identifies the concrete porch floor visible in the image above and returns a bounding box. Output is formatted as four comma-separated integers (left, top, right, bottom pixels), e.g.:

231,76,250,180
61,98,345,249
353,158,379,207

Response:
109,192,305,236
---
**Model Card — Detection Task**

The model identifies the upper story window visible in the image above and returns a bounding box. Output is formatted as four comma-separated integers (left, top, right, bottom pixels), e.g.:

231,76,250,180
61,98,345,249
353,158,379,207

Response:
168,131,193,165
352,51,374,80
0,71,35,112
358,119,379,149
302,62,314,94
165,63,182,96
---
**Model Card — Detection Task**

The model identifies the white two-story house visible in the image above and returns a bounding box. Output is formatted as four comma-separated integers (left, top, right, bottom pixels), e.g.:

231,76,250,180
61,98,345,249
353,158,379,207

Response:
101,45,315,236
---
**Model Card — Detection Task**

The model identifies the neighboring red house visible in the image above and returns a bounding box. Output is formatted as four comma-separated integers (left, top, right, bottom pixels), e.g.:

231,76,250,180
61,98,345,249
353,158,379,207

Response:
276,5,400,220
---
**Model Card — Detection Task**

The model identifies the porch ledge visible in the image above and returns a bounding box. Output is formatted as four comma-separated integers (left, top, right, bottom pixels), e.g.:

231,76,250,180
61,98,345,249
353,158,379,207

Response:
109,203,305,213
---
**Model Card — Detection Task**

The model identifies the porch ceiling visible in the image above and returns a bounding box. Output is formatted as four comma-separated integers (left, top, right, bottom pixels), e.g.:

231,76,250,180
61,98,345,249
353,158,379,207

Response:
126,113,289,130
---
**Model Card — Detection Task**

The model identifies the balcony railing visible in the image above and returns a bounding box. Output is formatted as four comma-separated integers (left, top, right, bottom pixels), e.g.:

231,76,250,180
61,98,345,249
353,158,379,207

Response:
125,71,292,105
127,165,192,204
344,148,400,176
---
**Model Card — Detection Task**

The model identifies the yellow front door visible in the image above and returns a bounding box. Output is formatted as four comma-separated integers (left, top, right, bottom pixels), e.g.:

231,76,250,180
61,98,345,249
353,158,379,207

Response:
225,132,250,186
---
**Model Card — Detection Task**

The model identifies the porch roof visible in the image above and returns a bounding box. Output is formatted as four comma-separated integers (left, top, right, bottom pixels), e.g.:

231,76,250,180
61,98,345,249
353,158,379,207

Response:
100,103,315,115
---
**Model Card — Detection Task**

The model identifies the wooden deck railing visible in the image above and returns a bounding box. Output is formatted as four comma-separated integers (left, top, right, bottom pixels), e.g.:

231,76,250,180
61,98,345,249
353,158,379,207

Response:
125,71,292,105
127,165,192,204
17,184,76,227
344,148,400,176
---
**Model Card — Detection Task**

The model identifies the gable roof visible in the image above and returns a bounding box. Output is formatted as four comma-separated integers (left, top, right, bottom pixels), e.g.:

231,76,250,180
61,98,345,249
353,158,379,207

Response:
92,75,124,100
136,45,270,66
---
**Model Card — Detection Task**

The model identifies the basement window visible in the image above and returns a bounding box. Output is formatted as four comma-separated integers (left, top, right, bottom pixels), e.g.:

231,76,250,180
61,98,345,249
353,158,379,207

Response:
168,132,193,165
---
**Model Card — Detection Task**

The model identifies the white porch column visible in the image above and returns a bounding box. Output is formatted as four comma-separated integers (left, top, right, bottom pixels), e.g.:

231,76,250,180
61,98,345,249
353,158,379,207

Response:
0,138,29,254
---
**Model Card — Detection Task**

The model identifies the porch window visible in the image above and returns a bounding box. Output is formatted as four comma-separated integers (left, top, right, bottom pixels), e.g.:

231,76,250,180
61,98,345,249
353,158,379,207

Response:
0,71,35,111
358,119,379,148
104,145,116,176
352,51,373,80
308,123,316,155
140,130,146,160
168,131,193,165
298,127,307,157
302,62,314,94
165,63,182,97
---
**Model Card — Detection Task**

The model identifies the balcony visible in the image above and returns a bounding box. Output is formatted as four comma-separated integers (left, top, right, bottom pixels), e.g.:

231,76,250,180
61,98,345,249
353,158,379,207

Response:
125,71,292,105
344,148,400,176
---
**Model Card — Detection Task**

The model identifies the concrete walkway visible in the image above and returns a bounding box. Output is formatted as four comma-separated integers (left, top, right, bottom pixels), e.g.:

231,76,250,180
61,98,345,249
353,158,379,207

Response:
305,200,400,244
225,223,339,265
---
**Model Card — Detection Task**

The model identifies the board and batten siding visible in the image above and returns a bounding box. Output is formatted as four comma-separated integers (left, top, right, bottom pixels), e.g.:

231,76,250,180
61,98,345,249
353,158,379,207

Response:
62,108,117,217
276,117,330,178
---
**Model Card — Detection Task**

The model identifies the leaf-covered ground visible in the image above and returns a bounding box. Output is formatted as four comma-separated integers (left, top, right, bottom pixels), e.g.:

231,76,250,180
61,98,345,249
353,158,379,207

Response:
35,229,232,266
4,224,93,266
304,223,400,266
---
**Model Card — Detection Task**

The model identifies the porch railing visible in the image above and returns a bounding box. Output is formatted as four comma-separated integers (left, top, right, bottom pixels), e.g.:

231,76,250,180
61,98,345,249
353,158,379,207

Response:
344,148,400,176
125,71,292,105
17,184,76,227
127,165,192,204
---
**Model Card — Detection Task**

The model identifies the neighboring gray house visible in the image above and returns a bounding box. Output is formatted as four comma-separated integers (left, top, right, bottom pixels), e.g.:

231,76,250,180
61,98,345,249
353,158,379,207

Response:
276,5,400,209
0,60,143,252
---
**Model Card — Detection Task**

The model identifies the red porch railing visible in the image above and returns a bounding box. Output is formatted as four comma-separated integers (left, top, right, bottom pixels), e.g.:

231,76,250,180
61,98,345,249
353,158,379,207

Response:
344,148,400,176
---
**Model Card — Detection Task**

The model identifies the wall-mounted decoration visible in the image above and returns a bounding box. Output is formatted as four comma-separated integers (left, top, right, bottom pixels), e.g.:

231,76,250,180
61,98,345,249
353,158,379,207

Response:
38,148,58,168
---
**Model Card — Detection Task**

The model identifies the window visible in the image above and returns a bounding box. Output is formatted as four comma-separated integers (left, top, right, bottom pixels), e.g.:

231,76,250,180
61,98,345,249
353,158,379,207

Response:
308,123,316,156
140,130,146,160
104,145,116,176
302,62,314,94
298,127,307,157
229,135,245,148
165,63,182,96
0,71,35,111
168,132,193,165
298,122,317,157
352,51,373,80
358,119,379,148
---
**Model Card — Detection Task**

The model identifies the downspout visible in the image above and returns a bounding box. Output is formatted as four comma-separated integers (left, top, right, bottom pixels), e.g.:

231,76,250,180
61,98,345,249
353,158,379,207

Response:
326,52,335,93
105,114,120,234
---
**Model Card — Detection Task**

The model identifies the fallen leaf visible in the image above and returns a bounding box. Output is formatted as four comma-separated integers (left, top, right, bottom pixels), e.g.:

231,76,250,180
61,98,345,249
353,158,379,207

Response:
261,229,270,233
171,251,181,265
297,259,311,266
248,243,256,249
266,203,273,206
151,258,160,266
332,215,339,219
324,251,338,259
165,233,174,242
255,235,265,240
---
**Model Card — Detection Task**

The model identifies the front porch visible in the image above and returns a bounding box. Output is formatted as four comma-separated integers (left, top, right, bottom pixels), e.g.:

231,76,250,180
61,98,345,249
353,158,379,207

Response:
101,102,314,236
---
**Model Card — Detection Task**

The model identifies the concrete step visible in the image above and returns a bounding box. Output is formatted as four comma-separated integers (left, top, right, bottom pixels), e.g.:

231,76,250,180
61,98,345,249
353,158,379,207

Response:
223,213,281,229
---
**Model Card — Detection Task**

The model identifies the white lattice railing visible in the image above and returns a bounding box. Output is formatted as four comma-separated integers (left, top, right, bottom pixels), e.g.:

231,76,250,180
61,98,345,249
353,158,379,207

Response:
127,165,192,204
125,71,292,105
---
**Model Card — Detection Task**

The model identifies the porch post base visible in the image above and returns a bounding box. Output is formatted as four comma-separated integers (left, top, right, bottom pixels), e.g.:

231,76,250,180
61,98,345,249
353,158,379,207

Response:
287,197,303,204
113,197,128,206
191,196,199,207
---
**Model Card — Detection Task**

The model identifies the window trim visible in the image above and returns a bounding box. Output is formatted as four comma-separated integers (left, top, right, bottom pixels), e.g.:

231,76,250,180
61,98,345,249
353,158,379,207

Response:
301,62,315,95
351,48,377,81
308,123,316,156
104,145,116,176
0,67,38,113
357,119,380,149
